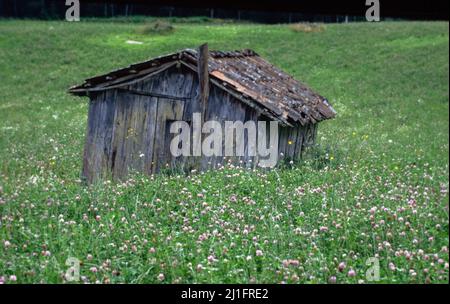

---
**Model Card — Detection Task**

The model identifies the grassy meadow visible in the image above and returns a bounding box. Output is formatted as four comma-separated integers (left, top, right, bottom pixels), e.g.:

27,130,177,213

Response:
0,19,448,284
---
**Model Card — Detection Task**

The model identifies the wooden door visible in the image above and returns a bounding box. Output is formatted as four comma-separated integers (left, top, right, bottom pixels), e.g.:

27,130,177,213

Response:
152,98,185,173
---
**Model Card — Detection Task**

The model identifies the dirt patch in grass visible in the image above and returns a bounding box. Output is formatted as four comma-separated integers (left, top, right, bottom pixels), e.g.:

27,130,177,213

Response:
136,20,175,35
289,23,326,33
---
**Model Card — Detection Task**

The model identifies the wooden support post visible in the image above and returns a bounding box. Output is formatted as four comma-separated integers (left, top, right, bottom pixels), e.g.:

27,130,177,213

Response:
191,43,209,170
197,43,210,121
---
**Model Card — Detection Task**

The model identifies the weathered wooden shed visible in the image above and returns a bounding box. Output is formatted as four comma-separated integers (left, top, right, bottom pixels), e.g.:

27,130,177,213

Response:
69,44,336,183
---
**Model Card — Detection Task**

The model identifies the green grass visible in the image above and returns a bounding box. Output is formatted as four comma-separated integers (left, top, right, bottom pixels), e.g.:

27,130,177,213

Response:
0,19,448,284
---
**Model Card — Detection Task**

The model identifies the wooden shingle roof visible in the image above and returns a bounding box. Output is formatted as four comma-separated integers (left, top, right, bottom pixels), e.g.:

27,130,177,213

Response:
69,48,336,126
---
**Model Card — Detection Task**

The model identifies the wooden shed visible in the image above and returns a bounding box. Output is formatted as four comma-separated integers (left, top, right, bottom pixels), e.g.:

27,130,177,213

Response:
69,44,336,183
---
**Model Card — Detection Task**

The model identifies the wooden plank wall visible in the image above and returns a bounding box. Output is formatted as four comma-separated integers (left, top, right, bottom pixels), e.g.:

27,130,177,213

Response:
82,65,319,182
277,123,316,163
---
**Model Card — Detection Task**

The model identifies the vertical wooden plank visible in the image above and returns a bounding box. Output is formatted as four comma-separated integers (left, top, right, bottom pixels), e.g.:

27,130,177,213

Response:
141,96,158,175
127,91,146,173
138,74,159,175
278,126,289,163
311,123,318,144
197,43,210,121
110,90,135,179
109,92,124,179
304,124,314,147
285,127,298,160
294,124,305,160
100,90,117,178
81,96,99,183
152,98,166,173
82,91,117,183
119,91,145,178
242,101,258,168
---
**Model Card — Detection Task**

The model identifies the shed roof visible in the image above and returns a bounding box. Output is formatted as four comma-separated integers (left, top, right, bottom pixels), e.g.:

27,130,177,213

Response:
69,48,336,126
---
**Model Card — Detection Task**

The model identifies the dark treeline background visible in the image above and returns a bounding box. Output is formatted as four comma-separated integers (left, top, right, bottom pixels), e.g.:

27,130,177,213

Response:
0,0,448,22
